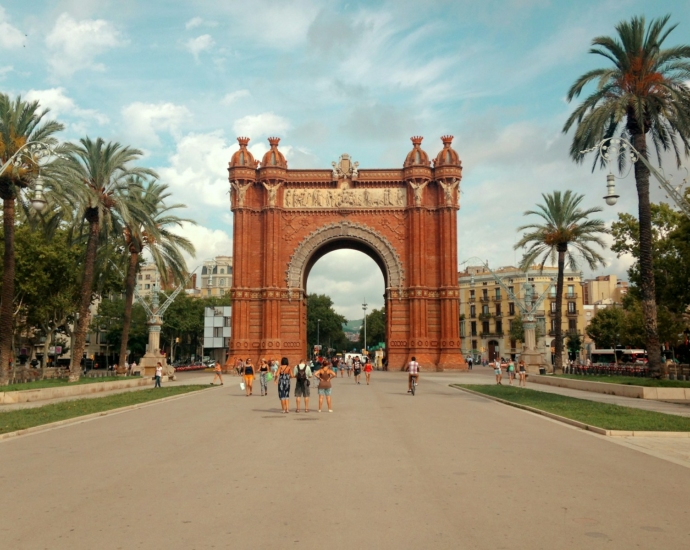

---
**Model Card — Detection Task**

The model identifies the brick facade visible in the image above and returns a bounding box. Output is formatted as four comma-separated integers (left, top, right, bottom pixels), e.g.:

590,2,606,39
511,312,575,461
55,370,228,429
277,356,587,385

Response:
226,135,467,371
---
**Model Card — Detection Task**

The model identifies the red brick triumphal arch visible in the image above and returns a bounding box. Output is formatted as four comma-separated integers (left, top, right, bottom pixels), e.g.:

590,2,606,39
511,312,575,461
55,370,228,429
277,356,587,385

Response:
227,135,466,370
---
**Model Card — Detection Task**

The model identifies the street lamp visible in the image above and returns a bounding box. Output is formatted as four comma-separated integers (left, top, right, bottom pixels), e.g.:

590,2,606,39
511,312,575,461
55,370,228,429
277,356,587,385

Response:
584,137,690,219
317,318,320,351
362,299,368,353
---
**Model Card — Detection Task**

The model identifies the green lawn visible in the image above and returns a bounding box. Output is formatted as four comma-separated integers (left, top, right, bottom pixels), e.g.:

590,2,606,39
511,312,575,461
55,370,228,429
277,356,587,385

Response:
453,384,690,432
0,386,206,434
559,374,690,388
4,376,132,392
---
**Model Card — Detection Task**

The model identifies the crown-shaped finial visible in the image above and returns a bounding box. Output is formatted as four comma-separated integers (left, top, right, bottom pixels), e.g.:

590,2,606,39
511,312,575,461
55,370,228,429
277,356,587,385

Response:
410,136,424,146
441,135,454,145
268,137,281,147
237,137,250,147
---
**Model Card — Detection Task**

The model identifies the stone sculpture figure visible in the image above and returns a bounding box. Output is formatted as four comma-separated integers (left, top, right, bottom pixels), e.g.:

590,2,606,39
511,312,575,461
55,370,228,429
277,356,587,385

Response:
409,181,428,206
262,182,282,207
439,179,459,206
231,180,252,207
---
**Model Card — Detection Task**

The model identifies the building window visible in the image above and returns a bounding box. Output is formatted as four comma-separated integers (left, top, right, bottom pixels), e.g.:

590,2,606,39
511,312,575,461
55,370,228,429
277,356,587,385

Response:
482,305,489,315
220,268,224,274
145,284,150,289
509,320,514,330
551,319,556,331
551,301,557,312
219,278,225,286
471,321,477,336
470,290,475,299
138,275,142,280
509,302,515,315
471,339,477,351
145,274,151,280
460,321,465,337
569,319,577,332
495,320,503,334
224,317,231,327
495,288,501,299
568,301,576,313
470,305,476,317
220,289,225,296
482,289,488,299
495,304,501,316
482,321,490,333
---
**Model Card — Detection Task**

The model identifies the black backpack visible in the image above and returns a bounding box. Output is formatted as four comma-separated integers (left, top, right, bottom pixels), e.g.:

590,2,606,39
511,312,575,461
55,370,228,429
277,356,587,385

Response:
296,366,307,381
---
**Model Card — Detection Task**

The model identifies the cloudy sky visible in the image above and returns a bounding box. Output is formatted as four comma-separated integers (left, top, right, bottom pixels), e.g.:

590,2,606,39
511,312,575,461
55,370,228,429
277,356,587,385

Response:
4,0,690,320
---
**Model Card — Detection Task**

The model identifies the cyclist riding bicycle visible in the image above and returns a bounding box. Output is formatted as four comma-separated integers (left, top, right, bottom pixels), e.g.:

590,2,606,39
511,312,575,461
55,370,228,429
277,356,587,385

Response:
407,356,420,393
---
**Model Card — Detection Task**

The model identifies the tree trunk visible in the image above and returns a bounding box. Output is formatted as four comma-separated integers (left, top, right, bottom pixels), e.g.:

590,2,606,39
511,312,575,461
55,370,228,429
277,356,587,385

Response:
119,249,139,368
554,244,566,374
631,131,664,378
0,195,16,386
70,209,100,382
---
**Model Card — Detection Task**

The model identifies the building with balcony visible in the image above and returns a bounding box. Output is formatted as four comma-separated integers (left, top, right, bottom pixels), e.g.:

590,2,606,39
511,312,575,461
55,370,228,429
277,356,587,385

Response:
200,256,233,298
582,274,628,305
459,265,586,364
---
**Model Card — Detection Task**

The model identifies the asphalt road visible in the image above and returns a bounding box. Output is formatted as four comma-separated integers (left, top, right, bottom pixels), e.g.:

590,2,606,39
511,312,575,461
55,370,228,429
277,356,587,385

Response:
1,371,689,549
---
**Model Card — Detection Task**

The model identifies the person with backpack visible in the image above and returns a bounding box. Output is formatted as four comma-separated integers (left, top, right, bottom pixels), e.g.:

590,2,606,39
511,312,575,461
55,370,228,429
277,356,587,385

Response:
353,356,362,384
293,359,312,412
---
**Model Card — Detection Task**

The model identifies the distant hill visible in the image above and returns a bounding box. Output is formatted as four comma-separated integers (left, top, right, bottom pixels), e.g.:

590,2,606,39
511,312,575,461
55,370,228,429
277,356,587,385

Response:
343,319,362,332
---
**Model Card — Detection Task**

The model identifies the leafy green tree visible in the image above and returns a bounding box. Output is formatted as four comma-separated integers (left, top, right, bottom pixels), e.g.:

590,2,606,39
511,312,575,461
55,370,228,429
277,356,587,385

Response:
587,307,626,349
93,297,148,361
359,308,386,349
58,137,155,381
611,201,690,314
515,190,606,372
306,294,346,357
566,332,582,360
509,314,543,343
119,179,195,369
564,14,690,377
0,94,63,384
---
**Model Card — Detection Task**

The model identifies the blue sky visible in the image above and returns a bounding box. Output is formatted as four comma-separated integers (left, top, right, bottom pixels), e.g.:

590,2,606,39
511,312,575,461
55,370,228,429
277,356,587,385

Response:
3,0,690,319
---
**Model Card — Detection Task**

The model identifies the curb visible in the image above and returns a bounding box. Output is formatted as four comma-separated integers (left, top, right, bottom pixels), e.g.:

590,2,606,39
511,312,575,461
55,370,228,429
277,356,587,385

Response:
0,386,217,442
450,385,690,438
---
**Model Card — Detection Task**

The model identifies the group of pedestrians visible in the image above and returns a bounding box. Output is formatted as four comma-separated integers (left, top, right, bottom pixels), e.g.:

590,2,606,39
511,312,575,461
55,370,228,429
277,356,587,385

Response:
274,357,336,413
492,357,526,387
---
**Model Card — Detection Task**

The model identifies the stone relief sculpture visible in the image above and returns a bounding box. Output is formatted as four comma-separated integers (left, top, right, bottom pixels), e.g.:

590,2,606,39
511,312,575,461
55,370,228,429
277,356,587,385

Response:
439,179,460,206
409,181,428,206
262,181,282,207
231,180,252,207
282,187,406,208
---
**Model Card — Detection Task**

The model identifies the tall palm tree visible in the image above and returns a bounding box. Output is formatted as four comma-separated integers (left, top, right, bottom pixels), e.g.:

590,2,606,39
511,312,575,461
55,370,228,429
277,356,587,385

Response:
563,15,690,377
0,94,63,385
59,137,156,381
119,179,195,368
515,190,607,373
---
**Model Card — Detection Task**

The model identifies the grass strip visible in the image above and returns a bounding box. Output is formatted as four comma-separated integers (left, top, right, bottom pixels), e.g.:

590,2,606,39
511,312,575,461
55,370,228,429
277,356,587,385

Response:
0,386,205,434
5,376,133,392
558,374,690,388
453,384,690,432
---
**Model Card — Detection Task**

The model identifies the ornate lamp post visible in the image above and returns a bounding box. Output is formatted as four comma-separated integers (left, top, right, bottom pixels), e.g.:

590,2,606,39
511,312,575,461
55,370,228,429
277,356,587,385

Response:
584,137,690,219
362,299,368,355
460,257,556,373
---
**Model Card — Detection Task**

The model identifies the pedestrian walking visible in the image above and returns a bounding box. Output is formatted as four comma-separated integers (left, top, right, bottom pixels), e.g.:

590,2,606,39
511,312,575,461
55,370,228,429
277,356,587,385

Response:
315,359,336,412
270,358,278,377
275,357,292,413
243,358,255,396
363,357,373,385
518,359,527,387
346,356,353,377
353,356,362,384
211,361,223,386
259,358,269,396
494,358,502,385
507,359,515,385
293,359,312,412
334,357,344,377
467,356,473,370
154,362,163,388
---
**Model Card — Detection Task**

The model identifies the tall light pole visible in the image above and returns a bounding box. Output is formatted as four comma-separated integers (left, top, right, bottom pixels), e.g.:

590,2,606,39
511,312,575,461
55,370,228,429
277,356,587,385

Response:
317,318,320,351
362,299,368,354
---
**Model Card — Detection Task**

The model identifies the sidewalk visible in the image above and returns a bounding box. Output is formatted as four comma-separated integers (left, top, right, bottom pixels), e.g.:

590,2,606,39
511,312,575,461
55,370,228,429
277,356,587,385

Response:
458,367,690,417
0,371,212,412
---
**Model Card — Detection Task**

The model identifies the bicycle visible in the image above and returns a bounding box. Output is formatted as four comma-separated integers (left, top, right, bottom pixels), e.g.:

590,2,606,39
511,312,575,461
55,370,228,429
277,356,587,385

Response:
410,375,417,396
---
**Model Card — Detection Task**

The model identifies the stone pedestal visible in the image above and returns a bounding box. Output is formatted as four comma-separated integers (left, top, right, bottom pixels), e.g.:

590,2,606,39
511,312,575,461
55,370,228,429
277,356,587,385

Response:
140,316,175,380
522,321,550,374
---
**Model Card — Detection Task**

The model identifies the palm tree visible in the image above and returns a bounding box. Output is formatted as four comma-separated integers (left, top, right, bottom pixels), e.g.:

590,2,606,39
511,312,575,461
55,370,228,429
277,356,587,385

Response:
59,137,156,381
563,15,690,377
0,94,63,385
515,190,607,373
119,179,195,368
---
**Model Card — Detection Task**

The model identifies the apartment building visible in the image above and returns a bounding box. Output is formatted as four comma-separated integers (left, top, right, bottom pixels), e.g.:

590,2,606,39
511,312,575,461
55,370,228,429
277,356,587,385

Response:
459,265,586,364
200,256,233,298
582,274,628,305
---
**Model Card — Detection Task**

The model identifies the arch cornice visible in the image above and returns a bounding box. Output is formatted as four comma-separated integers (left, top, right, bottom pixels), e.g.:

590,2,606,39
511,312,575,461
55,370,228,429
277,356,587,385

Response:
286,222,405,290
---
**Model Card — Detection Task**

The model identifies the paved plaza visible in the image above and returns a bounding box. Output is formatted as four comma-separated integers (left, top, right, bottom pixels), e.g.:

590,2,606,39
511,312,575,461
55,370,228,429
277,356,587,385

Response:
2,371,690,549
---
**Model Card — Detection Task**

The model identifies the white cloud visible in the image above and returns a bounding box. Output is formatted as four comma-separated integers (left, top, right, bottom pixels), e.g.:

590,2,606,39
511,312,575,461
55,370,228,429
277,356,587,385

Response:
185,17,203,30
233,112,290,139
185,34,214,59
221,90,250,105
46,13,124,78
157,131,237,210
25,87,109,124
0,65,13,79
0,7,22,49
121,101,191,147
171,222,233,269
